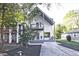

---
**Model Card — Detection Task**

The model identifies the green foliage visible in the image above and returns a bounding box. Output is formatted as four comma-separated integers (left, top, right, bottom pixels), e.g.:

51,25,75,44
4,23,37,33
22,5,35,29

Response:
0,4,20,27
28,7,40,21
19,25,36,45
64,10,79,29
15,11,25,23
64,10,78,19
0,3,36,27
19,3,39,24
55,24,67,39
0,4,22,51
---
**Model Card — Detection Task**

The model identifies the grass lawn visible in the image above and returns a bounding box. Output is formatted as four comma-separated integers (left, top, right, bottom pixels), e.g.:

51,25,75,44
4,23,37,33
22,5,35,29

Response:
56,39,79,51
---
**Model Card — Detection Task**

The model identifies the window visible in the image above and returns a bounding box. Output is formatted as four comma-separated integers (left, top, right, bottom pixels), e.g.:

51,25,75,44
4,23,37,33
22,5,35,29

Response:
36,22,39,27
44,32,50,38
36,33,39,39
74,34,76,37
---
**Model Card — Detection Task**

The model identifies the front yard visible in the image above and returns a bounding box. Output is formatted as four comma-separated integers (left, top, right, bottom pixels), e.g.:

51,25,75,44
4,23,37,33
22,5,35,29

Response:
56,39,79,51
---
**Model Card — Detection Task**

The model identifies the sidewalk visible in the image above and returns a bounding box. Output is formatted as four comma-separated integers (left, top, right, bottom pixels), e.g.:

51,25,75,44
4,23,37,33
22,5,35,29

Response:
40,42,79,56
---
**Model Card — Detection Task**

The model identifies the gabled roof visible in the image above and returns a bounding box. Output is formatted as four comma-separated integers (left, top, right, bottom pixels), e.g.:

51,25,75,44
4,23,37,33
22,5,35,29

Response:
37,7,54,25
62,28,79,34
69,28,79,33
29,7,55,25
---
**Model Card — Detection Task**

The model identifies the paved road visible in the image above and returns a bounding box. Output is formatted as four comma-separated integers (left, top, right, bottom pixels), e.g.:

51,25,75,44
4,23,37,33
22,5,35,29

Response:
40,42,79,56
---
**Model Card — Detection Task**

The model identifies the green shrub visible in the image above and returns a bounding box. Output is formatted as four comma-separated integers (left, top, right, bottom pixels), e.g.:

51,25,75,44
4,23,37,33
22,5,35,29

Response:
66,35,71,42
19,25,36,47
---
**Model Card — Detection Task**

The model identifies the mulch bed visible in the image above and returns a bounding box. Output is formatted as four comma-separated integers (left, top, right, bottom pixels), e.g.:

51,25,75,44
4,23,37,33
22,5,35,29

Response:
5,45,41,56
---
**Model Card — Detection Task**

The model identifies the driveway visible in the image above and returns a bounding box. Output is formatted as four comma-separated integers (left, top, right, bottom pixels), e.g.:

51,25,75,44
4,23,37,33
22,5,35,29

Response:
40,42,79,56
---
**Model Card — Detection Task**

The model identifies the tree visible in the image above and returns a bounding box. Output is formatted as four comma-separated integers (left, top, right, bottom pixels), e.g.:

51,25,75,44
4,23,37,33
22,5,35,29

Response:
55,24,67,39
19,25,36,47
18,4,38,46
0,3,24,51
18,3,36,47
64,10,79,30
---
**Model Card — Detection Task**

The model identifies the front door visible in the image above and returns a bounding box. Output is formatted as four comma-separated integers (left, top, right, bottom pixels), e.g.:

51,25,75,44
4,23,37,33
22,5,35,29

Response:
12,34,16,43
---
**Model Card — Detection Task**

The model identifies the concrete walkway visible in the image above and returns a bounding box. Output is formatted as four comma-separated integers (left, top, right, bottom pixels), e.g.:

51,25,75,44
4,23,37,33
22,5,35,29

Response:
40,42,79,56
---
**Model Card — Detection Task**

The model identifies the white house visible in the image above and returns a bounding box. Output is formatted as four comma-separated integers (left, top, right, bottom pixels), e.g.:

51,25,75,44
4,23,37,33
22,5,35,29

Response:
30,7,54,40
0,6,55,44
61,28,79,40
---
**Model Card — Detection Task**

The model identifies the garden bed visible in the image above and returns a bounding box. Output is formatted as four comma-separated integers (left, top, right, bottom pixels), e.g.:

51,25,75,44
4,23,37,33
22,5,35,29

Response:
6,45,41,56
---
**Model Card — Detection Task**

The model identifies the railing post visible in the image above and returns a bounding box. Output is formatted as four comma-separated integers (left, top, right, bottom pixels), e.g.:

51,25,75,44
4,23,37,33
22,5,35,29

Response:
9,28,12,43
16,23,19,43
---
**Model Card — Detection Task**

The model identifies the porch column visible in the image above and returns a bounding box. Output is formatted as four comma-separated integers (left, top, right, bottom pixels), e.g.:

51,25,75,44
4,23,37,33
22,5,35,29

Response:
42,30,44,40
16,23,19,43
9,28,12,43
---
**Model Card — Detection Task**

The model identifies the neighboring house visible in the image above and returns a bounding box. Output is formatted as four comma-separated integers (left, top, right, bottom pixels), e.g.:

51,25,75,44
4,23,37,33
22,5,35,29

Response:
61,28,79,40
0,7,55,44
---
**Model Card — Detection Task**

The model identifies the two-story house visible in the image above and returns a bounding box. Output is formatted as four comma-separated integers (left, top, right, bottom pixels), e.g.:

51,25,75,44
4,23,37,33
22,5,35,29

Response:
30,7,54,41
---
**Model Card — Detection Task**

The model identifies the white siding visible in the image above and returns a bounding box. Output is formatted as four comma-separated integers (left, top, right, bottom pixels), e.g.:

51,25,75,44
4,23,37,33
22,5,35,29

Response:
61,33,79,40
31,15,53,40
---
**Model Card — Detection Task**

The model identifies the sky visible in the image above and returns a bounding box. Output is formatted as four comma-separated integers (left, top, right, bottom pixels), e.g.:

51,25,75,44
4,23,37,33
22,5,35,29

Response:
38,3,79,25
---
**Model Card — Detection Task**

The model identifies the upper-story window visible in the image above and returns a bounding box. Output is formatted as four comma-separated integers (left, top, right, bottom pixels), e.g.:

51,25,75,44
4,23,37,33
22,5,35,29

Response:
40,22,42,27
36,22,43,27
36,22,39,27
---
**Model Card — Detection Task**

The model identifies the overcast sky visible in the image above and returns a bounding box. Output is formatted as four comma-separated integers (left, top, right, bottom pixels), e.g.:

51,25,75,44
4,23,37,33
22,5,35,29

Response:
38,3,79,25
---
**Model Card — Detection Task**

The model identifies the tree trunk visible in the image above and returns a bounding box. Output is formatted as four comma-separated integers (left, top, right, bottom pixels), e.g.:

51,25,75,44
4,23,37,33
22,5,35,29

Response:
0,4,6,52
0,24,4,52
